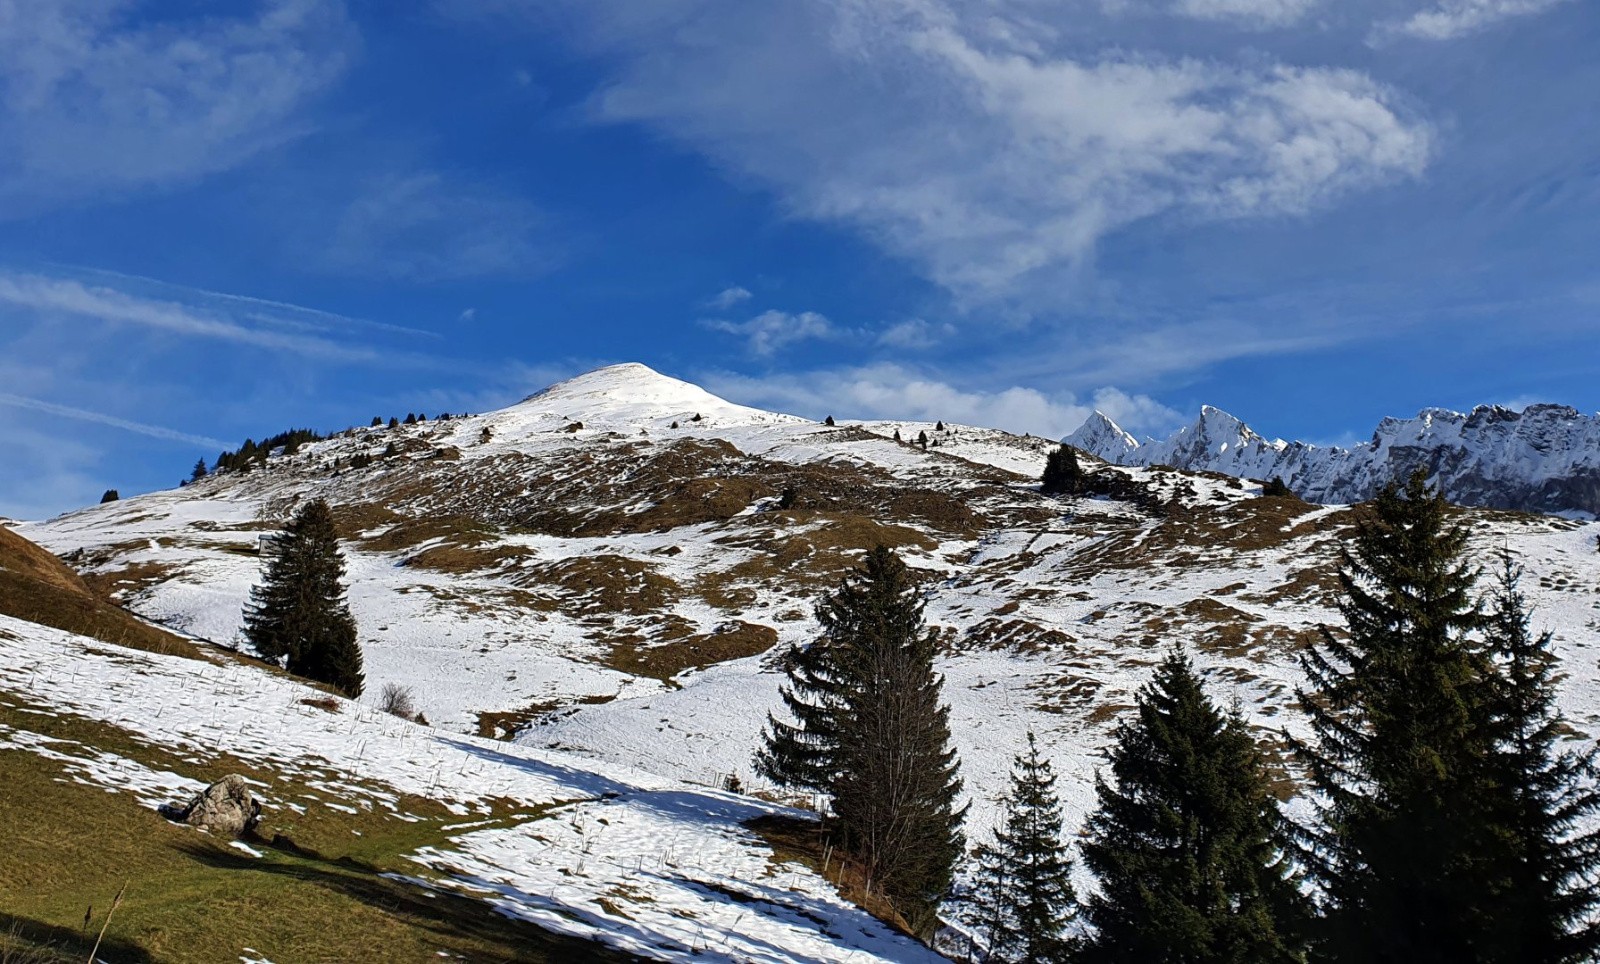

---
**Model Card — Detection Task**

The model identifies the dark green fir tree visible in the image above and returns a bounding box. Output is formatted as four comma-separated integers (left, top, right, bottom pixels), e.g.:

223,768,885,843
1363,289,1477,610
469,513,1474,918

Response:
757,545,965,936
243,498,363,697
1480,551,1600,964
1290,469,1499,963
967,732,1077,963
1079,648,1304,964
190,458,208,482
1040,445,1084,496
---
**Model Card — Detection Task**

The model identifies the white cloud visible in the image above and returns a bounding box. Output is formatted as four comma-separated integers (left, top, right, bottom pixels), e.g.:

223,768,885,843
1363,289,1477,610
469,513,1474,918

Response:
506,0,1430,305
706,286,753,310
0,270,385,363
0,0,354,215
700,363,1182,438
322,171,555,281
703,309,838,357
458,307,478,323
1375,0,1572,41
0,392,226,448
1171,0,1319,27
877,318,956,350
0,268,467,371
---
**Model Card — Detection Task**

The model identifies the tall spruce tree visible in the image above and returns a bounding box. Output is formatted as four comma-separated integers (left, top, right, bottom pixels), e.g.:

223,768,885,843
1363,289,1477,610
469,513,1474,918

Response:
1480,551,1600,963
243,499,364,697
967,732,1077,963
756,545,965,936
1290,469,1499,963
190,458,208,482
1079,648,1304,964
1040,445,1084,496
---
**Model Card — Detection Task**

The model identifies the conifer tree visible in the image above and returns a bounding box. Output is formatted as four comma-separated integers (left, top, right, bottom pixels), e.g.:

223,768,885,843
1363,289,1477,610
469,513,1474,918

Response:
243,499,363,697
1040,444,1084,496
1480,552,1600,963
1290,469,1499,963
757,546,966,935
918,430,928,450
967,733,1077,963
190,458,208,482
1079,648,1303,964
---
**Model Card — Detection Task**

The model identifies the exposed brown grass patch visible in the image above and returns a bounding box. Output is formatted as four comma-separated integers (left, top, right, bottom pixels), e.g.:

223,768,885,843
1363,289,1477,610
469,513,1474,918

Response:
604,620,778,681
0,528,199,660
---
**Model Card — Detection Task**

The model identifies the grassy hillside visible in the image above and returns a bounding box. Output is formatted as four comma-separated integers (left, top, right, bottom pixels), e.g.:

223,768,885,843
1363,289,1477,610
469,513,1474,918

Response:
0,524,199,660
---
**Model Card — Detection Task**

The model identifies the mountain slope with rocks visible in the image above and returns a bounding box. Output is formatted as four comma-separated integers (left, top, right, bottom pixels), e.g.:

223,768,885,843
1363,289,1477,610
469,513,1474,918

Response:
1066,403,1600,516
7,363,1600,959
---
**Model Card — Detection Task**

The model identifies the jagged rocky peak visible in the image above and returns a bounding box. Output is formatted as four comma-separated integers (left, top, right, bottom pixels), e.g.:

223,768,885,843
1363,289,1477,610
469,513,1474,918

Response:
1063,411,1139,460
1067,402,1600,516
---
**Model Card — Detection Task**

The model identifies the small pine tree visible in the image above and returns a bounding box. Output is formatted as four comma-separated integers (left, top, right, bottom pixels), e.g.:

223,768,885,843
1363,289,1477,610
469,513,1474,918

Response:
917,430,928,450
1290,469,1499,963
99,489,119,503
1040,444,1084,496
388,417,398,429
190,459,208,482
1480,551,1600,963
371,416,382,427
757,546,966,934
824,415,836,426
242,499,363,697
967,733,1077,963
404,413,416,425
1079,648,1304,963
936,420,945,432
894,428,903,443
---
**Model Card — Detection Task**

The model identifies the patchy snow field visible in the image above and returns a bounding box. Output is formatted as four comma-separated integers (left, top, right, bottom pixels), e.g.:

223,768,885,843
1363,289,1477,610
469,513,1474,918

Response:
13,363,1600,900
0,615,941,963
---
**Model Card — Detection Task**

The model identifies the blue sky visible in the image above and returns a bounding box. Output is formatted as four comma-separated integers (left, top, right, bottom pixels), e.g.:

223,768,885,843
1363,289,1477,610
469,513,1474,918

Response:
0,0,1595,519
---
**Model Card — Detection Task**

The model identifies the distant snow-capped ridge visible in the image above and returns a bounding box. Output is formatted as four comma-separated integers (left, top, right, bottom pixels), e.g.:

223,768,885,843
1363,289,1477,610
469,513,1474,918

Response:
1065,403,1600,517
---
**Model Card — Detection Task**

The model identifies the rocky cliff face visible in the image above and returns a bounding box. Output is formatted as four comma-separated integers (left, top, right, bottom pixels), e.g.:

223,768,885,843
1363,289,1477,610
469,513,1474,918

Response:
1065,403,1600,516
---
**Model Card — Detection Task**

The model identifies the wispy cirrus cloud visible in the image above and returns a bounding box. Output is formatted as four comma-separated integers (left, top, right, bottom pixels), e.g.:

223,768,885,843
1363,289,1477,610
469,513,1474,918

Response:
479,0,1431,308
0,0,356,216
0,268,485,374
0,270,391,363
1374,0,1574,41
0,392,226,448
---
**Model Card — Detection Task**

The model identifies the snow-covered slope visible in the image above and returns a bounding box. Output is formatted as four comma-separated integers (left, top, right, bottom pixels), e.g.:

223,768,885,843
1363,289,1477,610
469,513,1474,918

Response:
15,362,1600,940
1066,403,1600,517
0,614,942,963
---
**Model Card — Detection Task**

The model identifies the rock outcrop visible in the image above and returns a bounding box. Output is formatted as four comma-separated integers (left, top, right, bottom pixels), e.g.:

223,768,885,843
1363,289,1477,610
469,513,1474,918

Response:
167,774,262,836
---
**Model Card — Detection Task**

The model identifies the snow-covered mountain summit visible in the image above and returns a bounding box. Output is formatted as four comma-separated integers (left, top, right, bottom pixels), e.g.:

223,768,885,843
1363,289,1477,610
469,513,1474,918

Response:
1065,403,1600,516
511,362,806,431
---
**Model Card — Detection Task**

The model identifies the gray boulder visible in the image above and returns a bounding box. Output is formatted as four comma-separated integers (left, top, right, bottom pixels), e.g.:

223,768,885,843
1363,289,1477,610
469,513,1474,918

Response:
167,774,261,836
